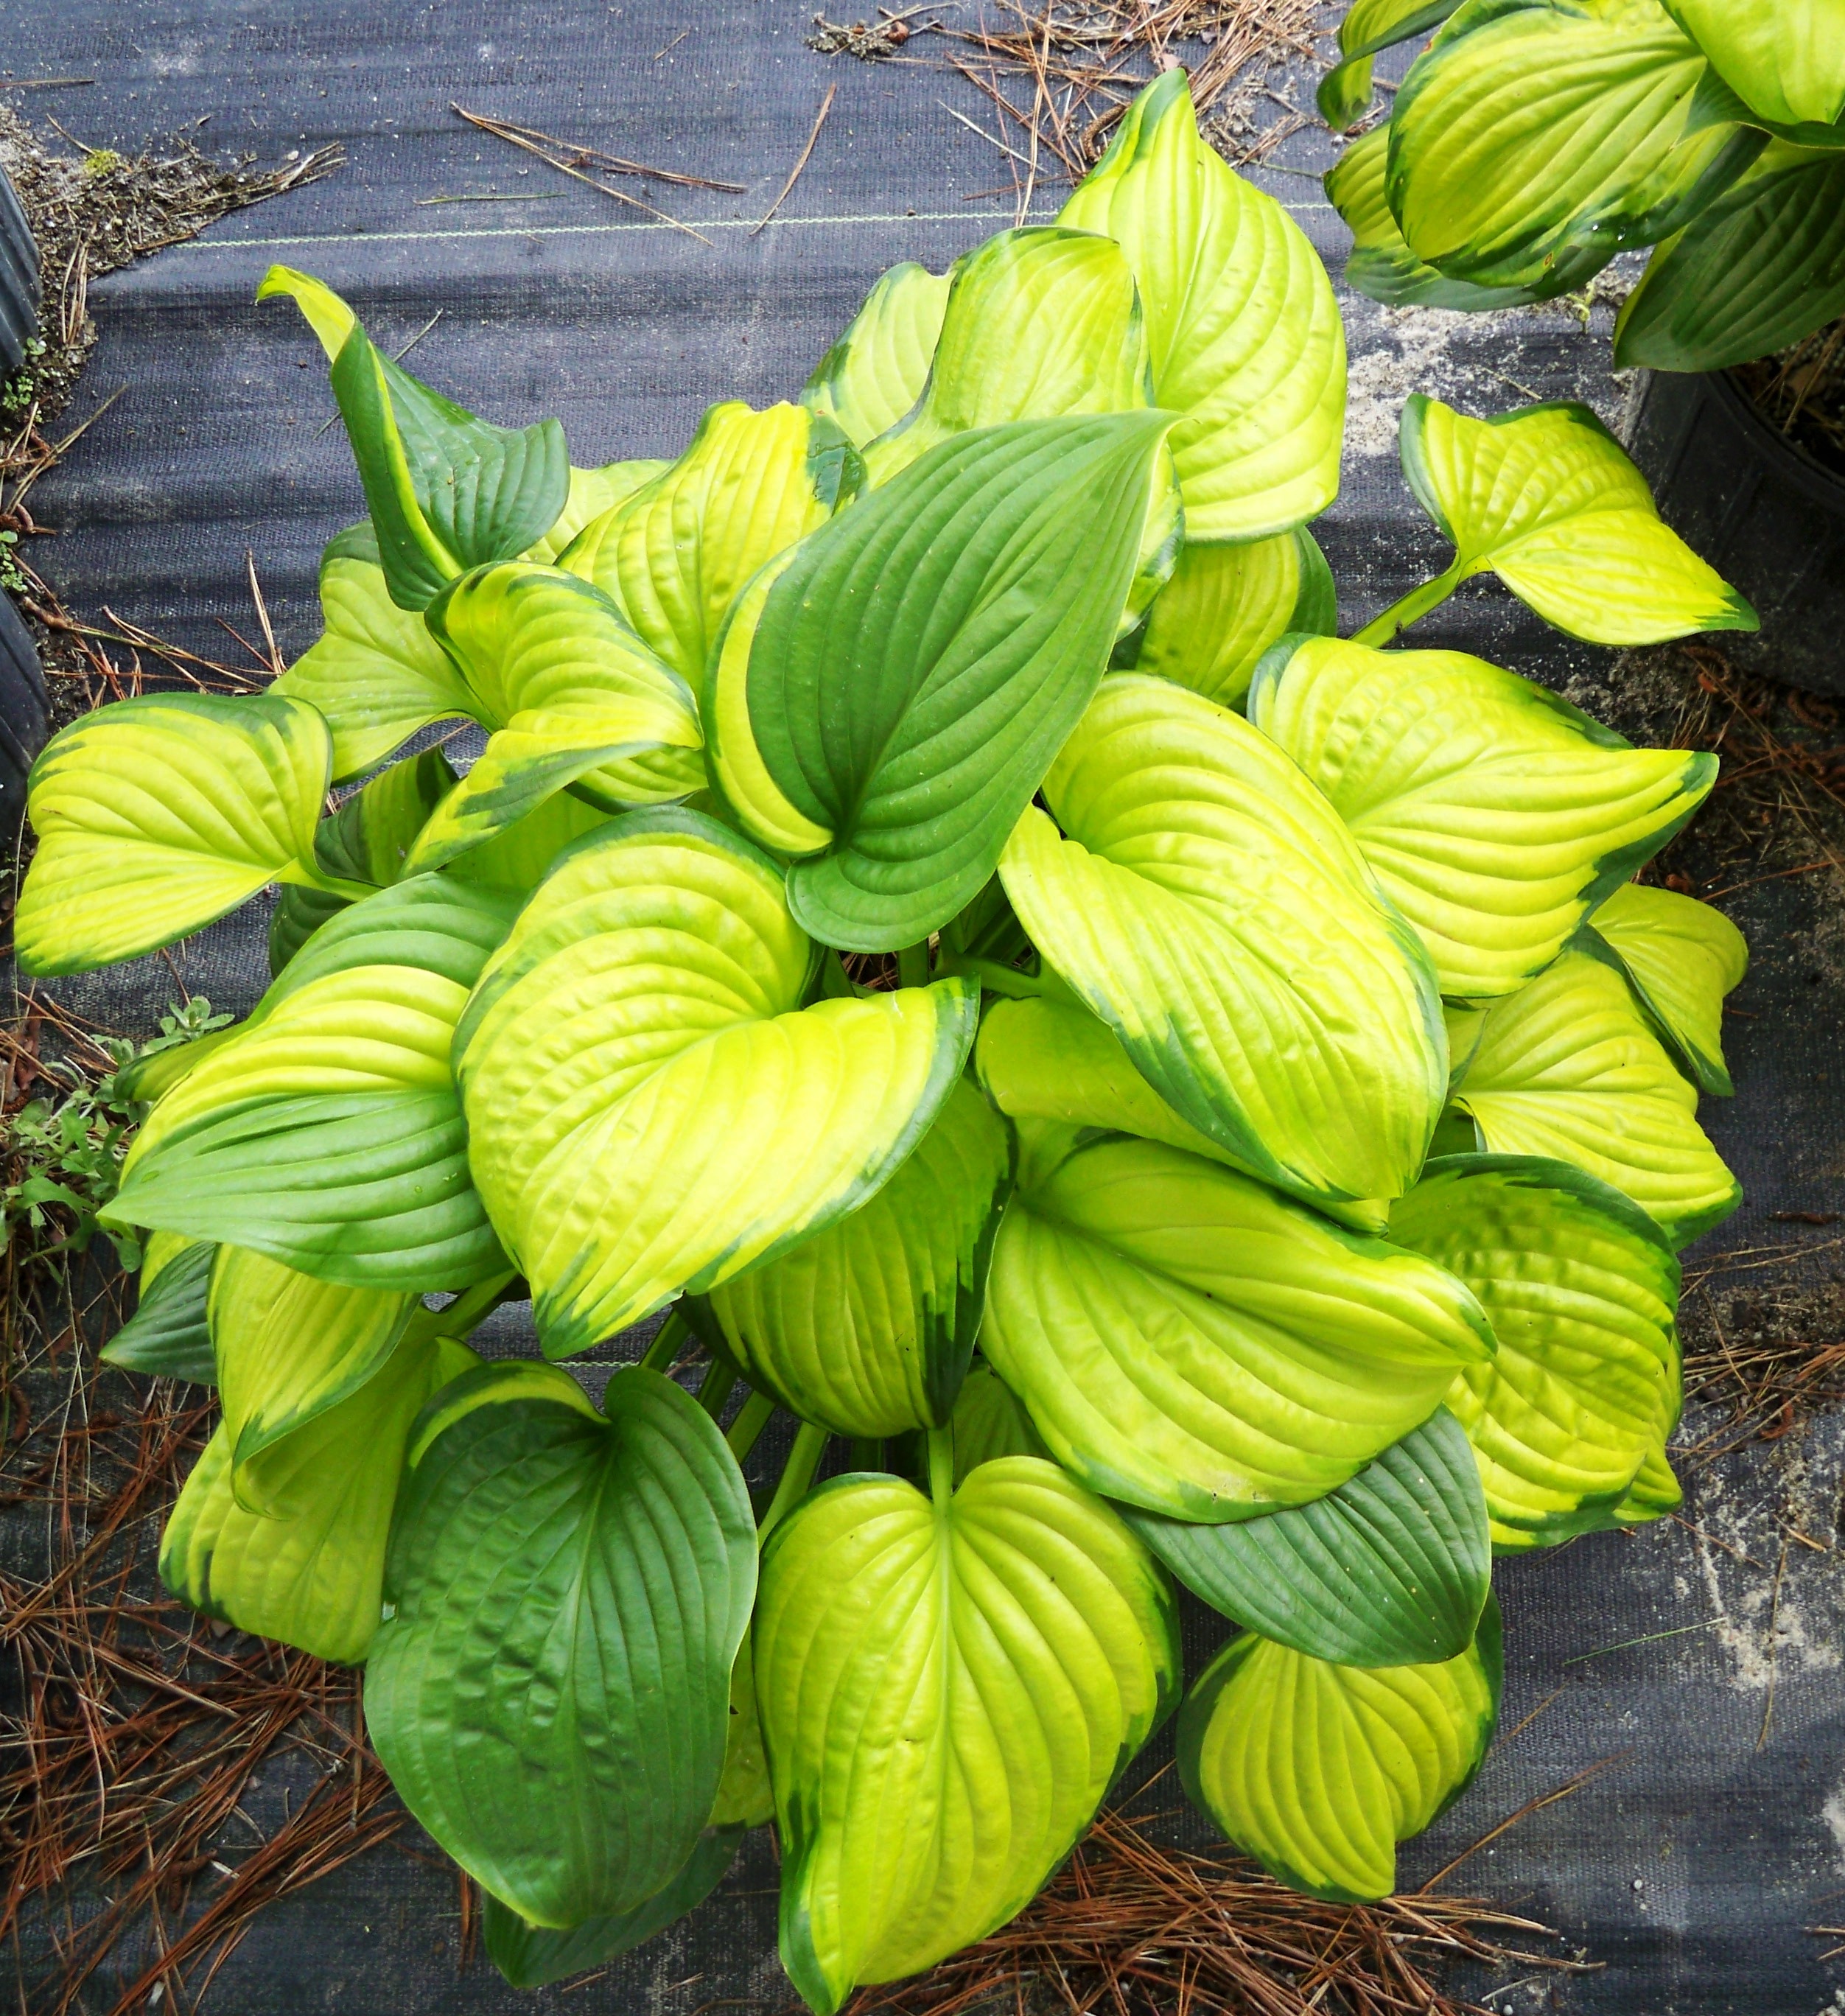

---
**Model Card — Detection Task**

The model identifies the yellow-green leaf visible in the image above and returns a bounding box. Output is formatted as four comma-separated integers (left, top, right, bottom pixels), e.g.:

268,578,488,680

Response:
1133,527,1335,708
1583,881,1746,1095
519,460,669,565
802,261,951,448
1661,0,1845,129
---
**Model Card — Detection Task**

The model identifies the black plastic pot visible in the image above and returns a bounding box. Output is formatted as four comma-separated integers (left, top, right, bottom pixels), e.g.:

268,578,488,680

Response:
0,164,47,834
1626,366,1845,698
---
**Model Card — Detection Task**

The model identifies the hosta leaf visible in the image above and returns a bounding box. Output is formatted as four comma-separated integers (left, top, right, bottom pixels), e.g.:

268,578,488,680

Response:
1396,396,1757,643
1133,527,1335,708
947,1363,1048,1478
1320,1,1462,127
365,1359,757,1927
999,675,1446,1209
1583,882,1746,1095
1452,948,1739,1243
1059,69,1347,542
455,810,979,1356
756,1457,1178,2014
561,399,858,697
802,261,951,448
1614,1323,1683,1522
1249,634,1720,998
718,413,1177,951
1614,141,1845,371
981,1133,1494,1521
1390,1154,1681,1549
272,529,474,781
259,267,569,610
160,1330,477,1665
711,1630,774,1829
1660,0,1845,130
442,788,615,894
16,693,330,978
259,873,519,1010
102,1239,217,1383
1179,1600,1500,1902
1120,1407,1491,1665
1387,0,1766,292
702,1077,1012,1438
519,459,668,566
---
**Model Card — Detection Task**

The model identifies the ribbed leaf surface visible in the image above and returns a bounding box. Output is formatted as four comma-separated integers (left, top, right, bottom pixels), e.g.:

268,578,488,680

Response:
802,261,951,448
102,1239,217,1384
1583,881,1746,1095
1135,527,1334,707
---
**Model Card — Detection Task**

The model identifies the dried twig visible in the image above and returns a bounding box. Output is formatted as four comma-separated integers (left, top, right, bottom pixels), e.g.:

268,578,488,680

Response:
755,84,839,236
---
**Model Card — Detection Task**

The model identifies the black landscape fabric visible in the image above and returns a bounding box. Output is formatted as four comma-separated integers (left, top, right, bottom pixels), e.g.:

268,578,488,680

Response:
4,3,1844,2012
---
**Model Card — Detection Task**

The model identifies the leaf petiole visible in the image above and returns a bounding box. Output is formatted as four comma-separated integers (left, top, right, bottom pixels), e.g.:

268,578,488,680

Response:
1351,558,1468,648
935,954,1050,1001
640,1309,690,1373
759,1419,830,1542
926,1424,955,1510
897,941,933,990
726,1388,776,1462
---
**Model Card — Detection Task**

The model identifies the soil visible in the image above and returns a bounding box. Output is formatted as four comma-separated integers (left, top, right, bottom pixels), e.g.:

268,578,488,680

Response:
1732,315,1845,482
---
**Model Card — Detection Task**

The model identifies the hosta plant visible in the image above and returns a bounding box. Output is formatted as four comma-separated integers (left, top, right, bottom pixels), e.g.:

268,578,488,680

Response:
1320,0,1845,373
21,70,1756,2006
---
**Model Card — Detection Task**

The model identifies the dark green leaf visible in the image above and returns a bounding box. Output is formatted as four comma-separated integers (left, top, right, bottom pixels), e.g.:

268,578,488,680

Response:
101,1240,217,1383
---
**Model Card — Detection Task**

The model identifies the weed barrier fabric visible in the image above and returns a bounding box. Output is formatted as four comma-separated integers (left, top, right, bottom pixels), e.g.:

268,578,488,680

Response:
6,3,1844,2010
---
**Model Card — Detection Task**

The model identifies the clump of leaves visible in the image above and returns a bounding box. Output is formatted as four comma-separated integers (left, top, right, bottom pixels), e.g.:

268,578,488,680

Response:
13,69,1758,2012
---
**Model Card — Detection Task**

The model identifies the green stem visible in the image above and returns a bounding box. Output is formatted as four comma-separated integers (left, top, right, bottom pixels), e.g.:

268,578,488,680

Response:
936,954,1048,1001
424,1271,515,1340
1351,559,1468,648
926,1424,955,1510
726,1389,776,1462
897,940,932,990
640,1309,689,1374
847,1436,884,1474
697,1354,740,1420
759,1420,830,1542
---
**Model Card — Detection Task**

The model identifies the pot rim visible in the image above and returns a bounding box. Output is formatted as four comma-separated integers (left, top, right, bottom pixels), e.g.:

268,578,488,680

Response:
1700,363,1845,512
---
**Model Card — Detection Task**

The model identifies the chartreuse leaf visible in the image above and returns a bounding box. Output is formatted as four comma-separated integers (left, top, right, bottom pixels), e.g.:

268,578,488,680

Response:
442,788,614,895
1059,69,1346,542
947,1363,1048,1477
1614,141,1845,371
455,810,978,1357
702,1077,1012,1438
1133,527,1334,708
718,413,1177,952
1584,883,1746,1095
520,459,668,565
980,1133,1494,1521
1120,1408,1491,1665
1614,1323,1682,1523
561,399,858,698
1249,635,1720,998
364,1359,757,1928
259,267,569,610
1390,1154,1681,1549
1386,0,1766,294
1320,0,1461,128
1390,396,1757,644
1660,0,1845,130
1179,1598,1501,1902
712,1629,774,1830
256,873,520,1011
402,561,703,871
1000,675,1446,1210
102,1238,217,1383
1451,949,1739,1243
159,1329,478,1666
15,693,334,979
755,1456,1179,2015
802,261,951,448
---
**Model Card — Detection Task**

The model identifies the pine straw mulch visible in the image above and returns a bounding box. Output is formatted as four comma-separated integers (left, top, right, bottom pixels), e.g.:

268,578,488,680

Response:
1731,314,1845,484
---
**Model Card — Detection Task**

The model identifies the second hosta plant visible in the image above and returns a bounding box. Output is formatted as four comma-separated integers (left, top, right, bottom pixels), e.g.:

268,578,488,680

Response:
22,71,1755,2006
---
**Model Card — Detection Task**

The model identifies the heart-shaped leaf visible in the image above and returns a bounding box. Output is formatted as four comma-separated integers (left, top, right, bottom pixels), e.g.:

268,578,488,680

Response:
1582,882,1746,1096
1661,0,1845,129
1059,69,1346,542
755,1456,1178,2015
999,674,1446,1210
1120,1407,1491,1665
1178,1600,1501,1902
802,261,951,448
1390,396,1757,644
701,1076,1012,1438
715,413,1177,952
1450,949,1739,1244
101,1239,217,1383
1249,634,1720,998
981,1133,1494,1521
365,1359,757,1927
1319,0,1461,128
455,810,978,1356
1391,1154,1682,1549
1133,526,1335,708
15,693,332,978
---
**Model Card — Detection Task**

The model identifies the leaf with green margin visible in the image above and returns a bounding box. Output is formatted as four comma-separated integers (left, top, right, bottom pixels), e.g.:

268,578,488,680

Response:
702,1077,1012,1438
259,267,569,610
482,1827,746,1989
257,873,520,1013
1119,1407,1491,1665
802,262,951,448
455,809,979,1356
519,459,669,566
1132,526,1334,708
101,1239,217,1383
15,693,331,979
1396,395,1757,643
1390,1153,1682,1550
999,674,1447,1210
1248,633,1720,998
1659,0,1845,129
1614,1323,1682,1523
755,1456,1179,2015
1386,0,1766,293
1059,69,1348,542
1614,141,1845,371
1178,1598,1501,1902
1451,949,1739,1244
113,1032,241,1107
365,1359,757,1927
440,786,615,894
561,399,858,700
719,413,1177,953
1320,1,1463,127
711,1629,774,1830
980,1133,1494,1522
159,1331,478,1666
1583,881,1746,1095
